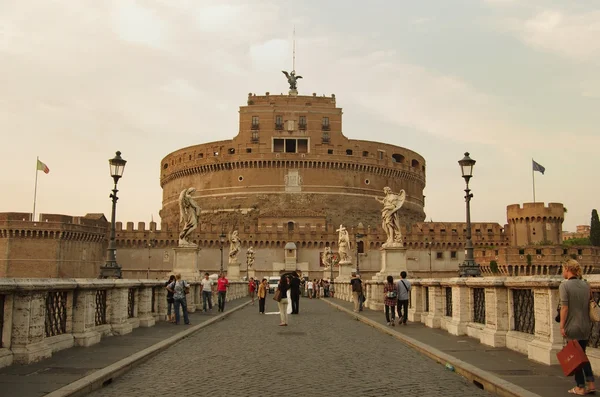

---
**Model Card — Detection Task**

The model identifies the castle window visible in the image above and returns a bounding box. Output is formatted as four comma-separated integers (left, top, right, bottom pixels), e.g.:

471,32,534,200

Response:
213,151,219,156
563,248,568,255
251,130,259,142
482,250,486,256
378,150,384,160
198,153,204,159
412,159,420,168
578,249,583,255
357,241,364,254
299,116,307,129
328,149,334,154
251,116,259,129
322,131,330,143
451,251,457,259
392,153,405,163
364,179,370,185
246,148,252,153
422,165,426,172
285,139,296,153
362,151,369,157
436,252,443,259
275,115,283,130
288,222,294,232
519,249,525,255
297,139,308,153
495,250,499,255
163,163,168,169
322,117,330,130
440,229,446,233
475,229,481,233
451,229,457,233
238,176,244,182
228,148,235,154
487,229,493,233
188,155,192,160
273,139,284,152
346,149,353,155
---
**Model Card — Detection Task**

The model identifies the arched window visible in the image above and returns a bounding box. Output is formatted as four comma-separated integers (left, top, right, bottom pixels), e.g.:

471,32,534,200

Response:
357,241,364,253
288,222,294,232
392,154,405,163
346,149,353,155
411,159,420,168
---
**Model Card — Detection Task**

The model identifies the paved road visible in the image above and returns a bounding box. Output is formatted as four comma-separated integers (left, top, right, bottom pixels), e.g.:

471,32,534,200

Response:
88,298,490,397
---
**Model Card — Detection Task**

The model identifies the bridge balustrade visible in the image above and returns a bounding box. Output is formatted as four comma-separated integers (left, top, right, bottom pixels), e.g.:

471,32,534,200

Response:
0,278,246,368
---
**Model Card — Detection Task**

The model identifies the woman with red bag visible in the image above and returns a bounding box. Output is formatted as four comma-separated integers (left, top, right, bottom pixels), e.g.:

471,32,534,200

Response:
559,259,595,395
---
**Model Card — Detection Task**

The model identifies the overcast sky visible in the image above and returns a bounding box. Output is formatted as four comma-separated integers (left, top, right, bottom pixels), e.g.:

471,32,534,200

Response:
1,0,598,231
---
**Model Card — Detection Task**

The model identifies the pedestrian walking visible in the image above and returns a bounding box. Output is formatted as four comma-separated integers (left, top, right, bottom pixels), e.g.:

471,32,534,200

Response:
275,275,292,326
290,273,301,314
559,259,595,395
200,272,214,313
166,273,190,325
350,273,362,312
258,278,267,314
384,275,397,326
248,277,256,305
164,275,175,323
396,271,411,325
217,273,229,312
307,279,314,299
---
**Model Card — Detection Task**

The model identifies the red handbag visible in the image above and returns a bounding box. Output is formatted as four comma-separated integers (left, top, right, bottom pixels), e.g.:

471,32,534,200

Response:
557,340,589,376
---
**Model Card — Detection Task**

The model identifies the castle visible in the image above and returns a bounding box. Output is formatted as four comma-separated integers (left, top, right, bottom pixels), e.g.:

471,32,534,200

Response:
1,90,598,279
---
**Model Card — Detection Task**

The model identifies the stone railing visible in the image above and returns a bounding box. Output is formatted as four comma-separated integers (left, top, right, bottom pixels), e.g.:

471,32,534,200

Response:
0,278,247,368
335,275,600,372
479,264,597,277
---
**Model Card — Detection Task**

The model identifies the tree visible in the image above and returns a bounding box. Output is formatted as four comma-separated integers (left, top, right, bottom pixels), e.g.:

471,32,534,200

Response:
591,209,600,247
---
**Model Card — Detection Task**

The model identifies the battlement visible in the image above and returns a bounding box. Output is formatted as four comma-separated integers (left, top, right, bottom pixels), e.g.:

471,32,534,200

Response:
245,92,336,107
507,202,565,221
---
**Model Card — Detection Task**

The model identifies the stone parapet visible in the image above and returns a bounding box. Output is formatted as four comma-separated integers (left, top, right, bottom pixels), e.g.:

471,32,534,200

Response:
334,275,600,371
0,278,246,369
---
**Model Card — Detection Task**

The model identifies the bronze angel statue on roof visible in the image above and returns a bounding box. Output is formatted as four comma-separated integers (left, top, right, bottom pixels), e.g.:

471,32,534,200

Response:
282,70,302,90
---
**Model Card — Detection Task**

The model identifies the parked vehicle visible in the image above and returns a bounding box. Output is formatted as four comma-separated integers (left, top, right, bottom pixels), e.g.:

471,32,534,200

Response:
268,277,279,293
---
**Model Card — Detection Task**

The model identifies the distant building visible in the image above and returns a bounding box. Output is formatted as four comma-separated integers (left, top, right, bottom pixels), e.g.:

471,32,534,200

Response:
563,225,591,241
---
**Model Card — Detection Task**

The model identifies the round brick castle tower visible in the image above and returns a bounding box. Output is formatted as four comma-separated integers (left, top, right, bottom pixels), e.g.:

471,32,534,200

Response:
159,92,427,230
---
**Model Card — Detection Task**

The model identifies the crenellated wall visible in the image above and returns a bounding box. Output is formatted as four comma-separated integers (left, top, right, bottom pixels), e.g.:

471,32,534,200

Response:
506,202,565,246
0,213,108,278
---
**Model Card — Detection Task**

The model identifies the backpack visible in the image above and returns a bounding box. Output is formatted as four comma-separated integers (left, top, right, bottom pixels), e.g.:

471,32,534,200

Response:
352,279,362,293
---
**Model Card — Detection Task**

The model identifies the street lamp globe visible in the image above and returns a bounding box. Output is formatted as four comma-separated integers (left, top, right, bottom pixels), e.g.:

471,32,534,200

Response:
109,151,127,183
458,152,475,181
219,233,226,245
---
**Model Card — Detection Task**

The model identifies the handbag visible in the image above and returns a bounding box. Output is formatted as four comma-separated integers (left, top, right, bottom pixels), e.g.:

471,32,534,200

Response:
590,300,600,322
273,288,282,302
557,340,589,376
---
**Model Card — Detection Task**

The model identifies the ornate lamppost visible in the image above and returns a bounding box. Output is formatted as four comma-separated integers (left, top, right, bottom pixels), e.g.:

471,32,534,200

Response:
458,152,481,277
219,232,226,274
355,233,365,276
100,151,127,279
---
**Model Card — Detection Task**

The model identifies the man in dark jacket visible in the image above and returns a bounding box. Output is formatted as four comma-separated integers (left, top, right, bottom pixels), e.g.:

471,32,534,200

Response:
290,273,301,314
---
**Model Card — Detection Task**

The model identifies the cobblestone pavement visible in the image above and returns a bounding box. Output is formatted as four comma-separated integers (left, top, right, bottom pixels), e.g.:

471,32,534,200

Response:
88,298,490,397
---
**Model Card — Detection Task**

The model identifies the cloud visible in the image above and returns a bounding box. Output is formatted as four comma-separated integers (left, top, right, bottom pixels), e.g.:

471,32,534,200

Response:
486,6,600,62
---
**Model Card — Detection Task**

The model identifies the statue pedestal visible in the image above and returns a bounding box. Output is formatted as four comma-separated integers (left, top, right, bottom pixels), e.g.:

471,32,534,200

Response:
337,261,354,280
288,89,298,96
228,261,241,280
247,268,255,280
172,246,200,281
372,245,407,281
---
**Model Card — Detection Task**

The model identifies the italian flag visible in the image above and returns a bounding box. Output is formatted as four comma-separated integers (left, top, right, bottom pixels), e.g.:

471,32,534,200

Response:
37,159,50,174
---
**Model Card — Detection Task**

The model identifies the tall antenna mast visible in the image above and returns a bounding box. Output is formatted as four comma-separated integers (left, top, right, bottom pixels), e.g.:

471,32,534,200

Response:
292,26,296,72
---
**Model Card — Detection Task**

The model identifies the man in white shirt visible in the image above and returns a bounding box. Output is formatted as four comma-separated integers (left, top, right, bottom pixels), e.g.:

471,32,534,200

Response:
307,280,314,299
200,272,214,312
396,271,411,325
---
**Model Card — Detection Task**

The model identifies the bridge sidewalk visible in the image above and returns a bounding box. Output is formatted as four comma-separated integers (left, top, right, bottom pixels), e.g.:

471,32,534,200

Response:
325,298,575,397
0,299,250,397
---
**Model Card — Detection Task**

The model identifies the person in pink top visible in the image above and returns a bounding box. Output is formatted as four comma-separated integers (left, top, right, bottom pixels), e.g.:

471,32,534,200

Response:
217,273,229,312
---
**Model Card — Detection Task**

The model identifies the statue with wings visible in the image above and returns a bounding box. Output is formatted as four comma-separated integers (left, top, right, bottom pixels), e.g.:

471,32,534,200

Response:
375,187,406,247
282,70,302,90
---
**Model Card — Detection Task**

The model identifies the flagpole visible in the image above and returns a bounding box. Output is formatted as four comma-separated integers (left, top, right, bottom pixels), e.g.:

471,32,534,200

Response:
532,158,536,203
33,156,39,222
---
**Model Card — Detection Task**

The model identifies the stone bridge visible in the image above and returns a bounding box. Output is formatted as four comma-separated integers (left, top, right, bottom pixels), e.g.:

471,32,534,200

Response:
0,277,593,397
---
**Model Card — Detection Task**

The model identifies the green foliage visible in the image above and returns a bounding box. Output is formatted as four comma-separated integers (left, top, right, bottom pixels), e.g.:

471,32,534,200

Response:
490,260,499,274
526,254,532,266
591,209,600,247
563,237,591,246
